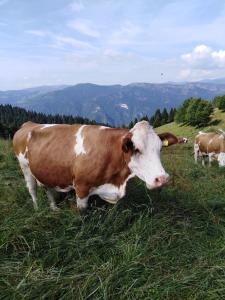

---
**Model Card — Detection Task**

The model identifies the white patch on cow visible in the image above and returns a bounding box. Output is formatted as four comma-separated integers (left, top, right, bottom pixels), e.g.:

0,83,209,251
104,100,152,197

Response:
208,138,213,144
24,146,28,155
17,152,38,210
27,131,32,142
18,152,29,167
74,125,87,156
55,186,73,192
41,124,57,130
128,121,169,189
218,152,225,167
119,103,129,109
90,174,134,204
77,197,89,210
183,137,188,143
198,131,206,136
99,126,112,130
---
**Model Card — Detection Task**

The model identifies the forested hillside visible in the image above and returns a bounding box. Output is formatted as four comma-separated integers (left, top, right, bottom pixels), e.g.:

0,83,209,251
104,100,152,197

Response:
0,105,105,138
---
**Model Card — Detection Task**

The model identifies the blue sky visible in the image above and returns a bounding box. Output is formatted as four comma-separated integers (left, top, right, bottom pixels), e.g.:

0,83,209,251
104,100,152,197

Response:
1,0,225,90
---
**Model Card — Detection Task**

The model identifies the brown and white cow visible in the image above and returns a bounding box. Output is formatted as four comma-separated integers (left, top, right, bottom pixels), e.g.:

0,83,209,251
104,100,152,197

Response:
194,131,225,166
13,121,176,211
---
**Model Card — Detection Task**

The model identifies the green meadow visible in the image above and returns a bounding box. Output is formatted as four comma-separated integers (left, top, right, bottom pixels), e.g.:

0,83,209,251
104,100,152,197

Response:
1,116,225,299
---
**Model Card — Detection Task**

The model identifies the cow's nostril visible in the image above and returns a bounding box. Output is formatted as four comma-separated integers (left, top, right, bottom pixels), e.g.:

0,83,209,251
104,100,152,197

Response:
155,175,169,185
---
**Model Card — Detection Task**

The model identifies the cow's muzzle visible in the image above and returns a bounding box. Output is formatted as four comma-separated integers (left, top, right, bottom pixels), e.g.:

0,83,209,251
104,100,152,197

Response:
147,174,170,190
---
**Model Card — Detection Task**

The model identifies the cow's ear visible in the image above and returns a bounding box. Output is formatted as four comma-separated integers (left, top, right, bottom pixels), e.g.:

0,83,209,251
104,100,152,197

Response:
122,133,134,153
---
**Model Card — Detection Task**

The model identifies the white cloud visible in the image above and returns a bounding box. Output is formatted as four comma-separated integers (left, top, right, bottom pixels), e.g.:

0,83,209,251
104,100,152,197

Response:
181,44,225,69
68,19,100,38
180,68,212,81
69,0,84,12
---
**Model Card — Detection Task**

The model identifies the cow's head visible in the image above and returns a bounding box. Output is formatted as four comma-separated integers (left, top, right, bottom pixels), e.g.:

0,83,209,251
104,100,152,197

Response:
178,137,188,144
122,121,169,189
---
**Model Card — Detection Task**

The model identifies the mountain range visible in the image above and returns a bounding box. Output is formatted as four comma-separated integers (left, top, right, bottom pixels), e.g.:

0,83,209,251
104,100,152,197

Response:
1,79,225,126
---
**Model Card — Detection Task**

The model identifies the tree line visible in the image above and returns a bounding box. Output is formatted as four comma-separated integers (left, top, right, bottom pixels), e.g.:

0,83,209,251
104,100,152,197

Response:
0,105,106,139
128,108,176,128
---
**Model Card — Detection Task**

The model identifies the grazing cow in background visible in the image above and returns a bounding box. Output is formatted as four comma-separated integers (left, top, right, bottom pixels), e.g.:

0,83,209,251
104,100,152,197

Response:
158,132,188,147
194,131,225,166
13,121,178,211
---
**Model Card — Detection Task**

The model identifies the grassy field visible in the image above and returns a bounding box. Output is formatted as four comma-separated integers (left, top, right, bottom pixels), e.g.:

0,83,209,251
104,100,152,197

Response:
1,128,225,299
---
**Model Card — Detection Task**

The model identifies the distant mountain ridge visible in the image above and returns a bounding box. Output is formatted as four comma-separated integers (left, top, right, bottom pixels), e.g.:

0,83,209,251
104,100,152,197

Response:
1,81,225,126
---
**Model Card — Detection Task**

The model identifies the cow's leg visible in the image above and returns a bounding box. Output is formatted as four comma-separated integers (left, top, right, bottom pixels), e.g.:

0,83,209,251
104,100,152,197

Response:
26,174,38,210
208,153,213,166
194,143,199,163
20,165,38,210
202,155,205,166
46,188,59,211
23,172,38,210
74,183,89,211
76,197,89,211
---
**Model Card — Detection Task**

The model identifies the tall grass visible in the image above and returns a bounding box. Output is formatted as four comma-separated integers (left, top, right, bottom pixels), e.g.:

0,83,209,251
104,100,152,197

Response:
1,139,225,299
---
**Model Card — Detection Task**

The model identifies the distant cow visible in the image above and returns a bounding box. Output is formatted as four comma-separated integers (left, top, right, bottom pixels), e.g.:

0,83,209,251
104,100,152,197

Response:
158,132,188,146
194,131,225,166
13,121,182,211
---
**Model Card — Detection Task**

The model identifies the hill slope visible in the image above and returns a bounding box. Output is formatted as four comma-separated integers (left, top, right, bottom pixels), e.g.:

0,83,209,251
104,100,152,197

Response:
156,108,225,140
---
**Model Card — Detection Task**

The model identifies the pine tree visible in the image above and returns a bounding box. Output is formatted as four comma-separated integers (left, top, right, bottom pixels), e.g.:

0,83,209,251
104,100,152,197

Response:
161,108,169,125
153,109,162,128
168,108,175,123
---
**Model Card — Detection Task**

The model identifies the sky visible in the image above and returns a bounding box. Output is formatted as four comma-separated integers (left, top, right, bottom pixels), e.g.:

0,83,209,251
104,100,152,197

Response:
1,0,225,90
